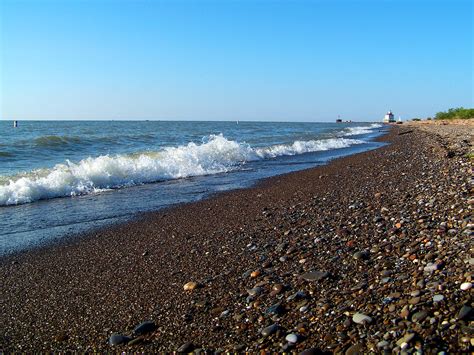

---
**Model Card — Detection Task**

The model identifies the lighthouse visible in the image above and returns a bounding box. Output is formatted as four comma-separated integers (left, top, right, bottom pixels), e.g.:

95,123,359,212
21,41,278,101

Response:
383,110,395,123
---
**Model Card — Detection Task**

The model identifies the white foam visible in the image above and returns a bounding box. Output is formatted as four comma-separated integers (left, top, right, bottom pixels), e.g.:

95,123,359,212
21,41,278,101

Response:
0,134,364,205
344,123,382,136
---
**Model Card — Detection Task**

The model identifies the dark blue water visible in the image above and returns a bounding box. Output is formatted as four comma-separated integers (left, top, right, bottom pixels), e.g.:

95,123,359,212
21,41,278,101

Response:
0,120,385,254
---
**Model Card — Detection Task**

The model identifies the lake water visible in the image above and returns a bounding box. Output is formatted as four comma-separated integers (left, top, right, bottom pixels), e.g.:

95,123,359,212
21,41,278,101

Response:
0,120,385,254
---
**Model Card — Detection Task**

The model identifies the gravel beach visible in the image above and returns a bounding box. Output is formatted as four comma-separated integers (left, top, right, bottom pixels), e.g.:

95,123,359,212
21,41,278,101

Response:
1,123,472,353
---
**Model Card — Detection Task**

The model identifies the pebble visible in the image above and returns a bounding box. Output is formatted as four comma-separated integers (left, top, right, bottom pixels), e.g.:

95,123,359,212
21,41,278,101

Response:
423,263,438,272
412,310,428,323
177,342,194,353
353,250,369,260
285,333,298,344
265,303,284,316
109,334,132,346
377,340,389,348
261,323,279,337
457,305,472,320
250,270,261,278
301,270,329,281
396,333,415,347
352,312,372,324
433,294,444,303
345,343,364,355
247,287,262,296
133,320,156,335
183,282,198,291
460,282,472,291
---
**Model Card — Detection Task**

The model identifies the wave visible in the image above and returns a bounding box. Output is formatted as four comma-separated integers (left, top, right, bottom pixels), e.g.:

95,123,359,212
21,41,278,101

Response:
0,135,364,206
0,151,14,158
33,135,82,147
344,123,382,136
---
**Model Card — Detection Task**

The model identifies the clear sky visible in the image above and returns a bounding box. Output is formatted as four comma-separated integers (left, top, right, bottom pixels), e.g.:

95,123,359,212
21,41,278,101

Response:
0,0,472,121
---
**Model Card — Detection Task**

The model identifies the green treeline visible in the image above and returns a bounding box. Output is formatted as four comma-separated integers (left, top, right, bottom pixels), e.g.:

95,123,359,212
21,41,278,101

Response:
435,107,474,120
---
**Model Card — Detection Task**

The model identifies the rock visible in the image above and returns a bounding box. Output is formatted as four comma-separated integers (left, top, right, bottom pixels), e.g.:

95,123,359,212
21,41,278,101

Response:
272,284,284,294
423,263,438,272
183,282,198,291
301,271,329,282
460,282,472,291
396,333,415,347
128,337,144,346
247,287,262,296
133,320,156,335
266,303,285,316
250,270,261,278
345,343,364,355
377,340,389,348
261,323,279,337
458,305,472,320
433,294,444,303
353,251,369,260
412,310,428,323
352,312,372,324
286,333,298,344
109,334,132,346
177,342,194,353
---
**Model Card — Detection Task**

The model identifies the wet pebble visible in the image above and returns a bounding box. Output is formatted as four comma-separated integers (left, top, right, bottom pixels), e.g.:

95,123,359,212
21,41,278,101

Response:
261,323,279,337
133,320,156,335
109,334,132,346
352,312,372,324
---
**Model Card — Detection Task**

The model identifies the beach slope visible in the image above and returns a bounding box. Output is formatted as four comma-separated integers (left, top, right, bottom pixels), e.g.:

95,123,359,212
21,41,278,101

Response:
1,123,472,352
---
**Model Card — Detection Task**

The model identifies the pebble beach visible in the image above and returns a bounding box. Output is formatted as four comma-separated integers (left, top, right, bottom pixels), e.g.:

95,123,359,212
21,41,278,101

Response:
1,122,472,353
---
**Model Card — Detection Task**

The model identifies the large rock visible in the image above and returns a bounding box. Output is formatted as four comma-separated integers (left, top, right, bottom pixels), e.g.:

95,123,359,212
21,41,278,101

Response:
133,320,156,335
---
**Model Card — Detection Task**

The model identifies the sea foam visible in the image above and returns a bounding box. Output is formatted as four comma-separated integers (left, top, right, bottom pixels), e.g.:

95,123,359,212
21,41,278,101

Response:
0,134,365,205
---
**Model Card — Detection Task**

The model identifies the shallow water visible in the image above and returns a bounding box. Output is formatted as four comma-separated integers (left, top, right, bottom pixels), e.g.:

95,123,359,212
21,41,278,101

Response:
0,120,385,254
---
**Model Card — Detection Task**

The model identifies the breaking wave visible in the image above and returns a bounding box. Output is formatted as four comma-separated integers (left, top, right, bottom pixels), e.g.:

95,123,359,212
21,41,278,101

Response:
0,134,365,205
344,123,383,136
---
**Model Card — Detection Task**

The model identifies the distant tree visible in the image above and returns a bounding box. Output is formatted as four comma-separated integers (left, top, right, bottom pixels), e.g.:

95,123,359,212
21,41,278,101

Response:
435,107,474,120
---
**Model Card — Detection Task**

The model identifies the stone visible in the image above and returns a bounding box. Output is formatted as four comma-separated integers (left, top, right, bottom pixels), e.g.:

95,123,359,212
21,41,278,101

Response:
412,310,428,323
128,337,144,346
109,334,132,346
247,287,262,296
301,271,329,282
177,342,194,353
261,323,279,337
285,333,298,344
433,294,444,303
423,263,438,272
266,303,284,316
396,333,415,347
377,340,389,348
250,270,261,278
184,282,198,291
352,312,372,324
353,251,369,260
133,320,156,335
460,282,472,291
345,343,364,355
458,305,472,320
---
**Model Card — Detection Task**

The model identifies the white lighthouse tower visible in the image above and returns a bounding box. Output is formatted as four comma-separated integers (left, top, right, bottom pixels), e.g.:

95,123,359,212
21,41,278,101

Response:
383,110,395,123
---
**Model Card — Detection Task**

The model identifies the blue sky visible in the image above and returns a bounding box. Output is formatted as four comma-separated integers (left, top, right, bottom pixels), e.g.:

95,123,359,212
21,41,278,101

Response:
0,0,472,121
